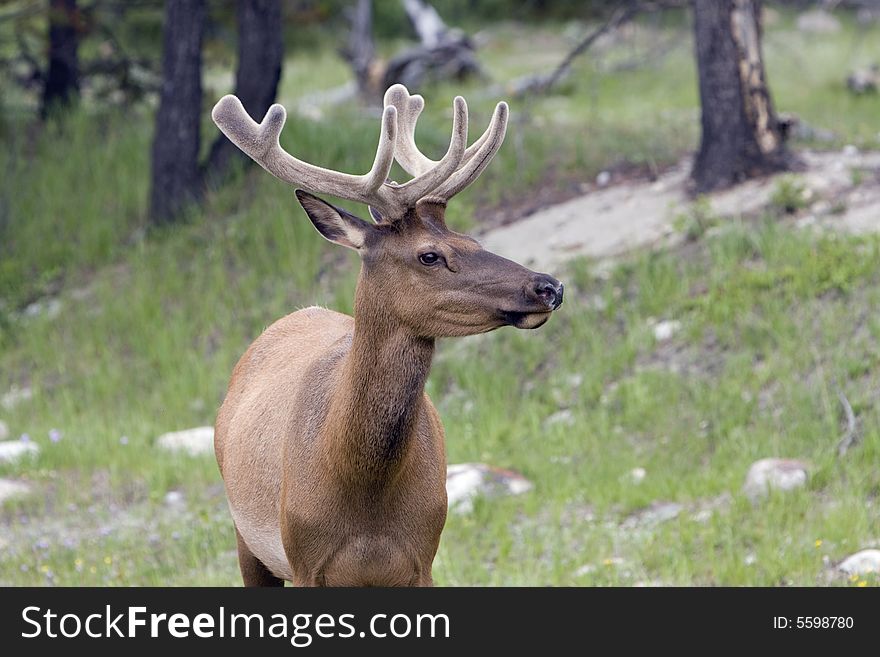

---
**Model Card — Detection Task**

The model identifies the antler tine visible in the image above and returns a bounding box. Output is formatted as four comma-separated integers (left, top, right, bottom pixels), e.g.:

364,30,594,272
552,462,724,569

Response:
211,94,397,210
394,95,468,205
384,85,435,177
382,85,509,205
432,101,508,201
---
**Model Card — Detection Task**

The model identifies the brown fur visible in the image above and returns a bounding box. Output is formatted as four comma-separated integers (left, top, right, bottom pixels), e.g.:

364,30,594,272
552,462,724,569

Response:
212,85,560,586
214,200,562,587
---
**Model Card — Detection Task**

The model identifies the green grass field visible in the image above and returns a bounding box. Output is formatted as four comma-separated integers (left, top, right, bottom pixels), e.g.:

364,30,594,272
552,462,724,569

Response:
1,12,879,586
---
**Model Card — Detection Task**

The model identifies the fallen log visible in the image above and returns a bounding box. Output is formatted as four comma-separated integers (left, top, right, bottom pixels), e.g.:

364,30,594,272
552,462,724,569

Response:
342,0,482,103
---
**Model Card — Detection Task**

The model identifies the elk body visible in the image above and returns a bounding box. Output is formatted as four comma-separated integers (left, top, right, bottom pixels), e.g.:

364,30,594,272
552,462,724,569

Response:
212,85,563,586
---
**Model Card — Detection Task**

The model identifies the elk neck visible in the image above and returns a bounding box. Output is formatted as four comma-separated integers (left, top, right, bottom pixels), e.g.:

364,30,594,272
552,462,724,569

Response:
320,270,435,486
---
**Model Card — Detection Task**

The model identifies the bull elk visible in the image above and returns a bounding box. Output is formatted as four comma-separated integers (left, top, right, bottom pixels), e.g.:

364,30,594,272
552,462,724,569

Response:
212,84,563,586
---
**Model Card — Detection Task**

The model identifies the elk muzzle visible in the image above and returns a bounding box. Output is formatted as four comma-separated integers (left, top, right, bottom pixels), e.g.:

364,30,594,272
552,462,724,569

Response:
501,272,564,330
527,273,564,310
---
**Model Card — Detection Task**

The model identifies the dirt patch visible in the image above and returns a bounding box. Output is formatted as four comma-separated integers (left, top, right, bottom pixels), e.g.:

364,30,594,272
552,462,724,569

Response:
480,149,880,273
476,160,667,231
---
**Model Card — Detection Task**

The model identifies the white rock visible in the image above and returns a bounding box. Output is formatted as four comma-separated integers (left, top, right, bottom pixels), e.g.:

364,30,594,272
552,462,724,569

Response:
0,419,8,441
0,440,39,463
796,10,841,34
446,463,533,513
0,478,32,503
842,144,859,157
574,563,596,576
838,549,880,576
1,386,33,410
544,409,575,427
623,501,683,528
156,426,215,456
596,171,612,187
23,298,62,320
629,467,647,484
743,458,809,499
164,491,186,507
653,319,681,342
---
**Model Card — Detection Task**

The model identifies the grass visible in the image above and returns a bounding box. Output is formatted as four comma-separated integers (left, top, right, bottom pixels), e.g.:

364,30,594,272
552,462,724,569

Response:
430,221,880,586
2,11,880,586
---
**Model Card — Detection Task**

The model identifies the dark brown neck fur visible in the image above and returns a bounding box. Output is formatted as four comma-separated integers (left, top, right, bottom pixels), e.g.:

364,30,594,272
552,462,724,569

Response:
321,272,435,486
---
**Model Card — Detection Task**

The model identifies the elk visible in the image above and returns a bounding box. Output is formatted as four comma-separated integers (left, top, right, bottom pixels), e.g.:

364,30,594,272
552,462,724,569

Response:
212,84,563,587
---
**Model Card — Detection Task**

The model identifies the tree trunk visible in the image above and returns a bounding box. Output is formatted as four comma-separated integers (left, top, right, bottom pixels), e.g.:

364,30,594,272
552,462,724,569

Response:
341,0,375,100
204,0,283,178
149,0,205,226
42,0,81,117
691,0,795,193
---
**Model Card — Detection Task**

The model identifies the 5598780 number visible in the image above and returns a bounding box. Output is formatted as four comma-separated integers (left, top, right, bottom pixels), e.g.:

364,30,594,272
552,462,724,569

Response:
796,617,853,629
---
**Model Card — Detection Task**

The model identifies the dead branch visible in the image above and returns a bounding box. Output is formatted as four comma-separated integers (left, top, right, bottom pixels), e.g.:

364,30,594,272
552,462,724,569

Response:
835,384,860,457
506,0,688,99
508,2,641,98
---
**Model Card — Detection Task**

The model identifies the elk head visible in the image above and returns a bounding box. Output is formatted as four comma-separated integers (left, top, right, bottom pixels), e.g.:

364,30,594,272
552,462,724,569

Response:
212,84,563,338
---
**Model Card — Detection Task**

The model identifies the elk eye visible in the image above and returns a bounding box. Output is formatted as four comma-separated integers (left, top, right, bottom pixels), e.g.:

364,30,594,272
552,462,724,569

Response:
419,252,441,266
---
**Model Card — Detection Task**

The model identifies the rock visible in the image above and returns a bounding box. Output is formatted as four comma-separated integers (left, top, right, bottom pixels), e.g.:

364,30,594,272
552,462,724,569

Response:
574,563,597,576
623,501,683,528
838,549,880,576
1,386,33,410
847,66,879,95
0,419,8,441
596,171,612,187
23,298,62,320
629,467,646,484
163,491,186,507
796,10,841,34
544,409,575,427
156,426,215,456
842,144,860,157
0,478,32,503
653,319,681,342
743,458,809,500
0,440,39,463
446,463,532,513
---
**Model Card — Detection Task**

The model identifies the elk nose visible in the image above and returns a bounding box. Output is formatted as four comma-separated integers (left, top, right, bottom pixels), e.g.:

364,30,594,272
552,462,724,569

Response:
528,274,564,309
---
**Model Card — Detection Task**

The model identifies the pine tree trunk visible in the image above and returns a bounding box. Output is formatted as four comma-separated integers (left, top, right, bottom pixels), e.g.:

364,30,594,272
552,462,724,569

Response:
204,0,283,179
691,0,794,193
149,0,205,226
42,0,80,117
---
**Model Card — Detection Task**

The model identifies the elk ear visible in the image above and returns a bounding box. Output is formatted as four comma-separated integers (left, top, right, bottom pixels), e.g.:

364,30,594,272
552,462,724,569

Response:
295,190,376,251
